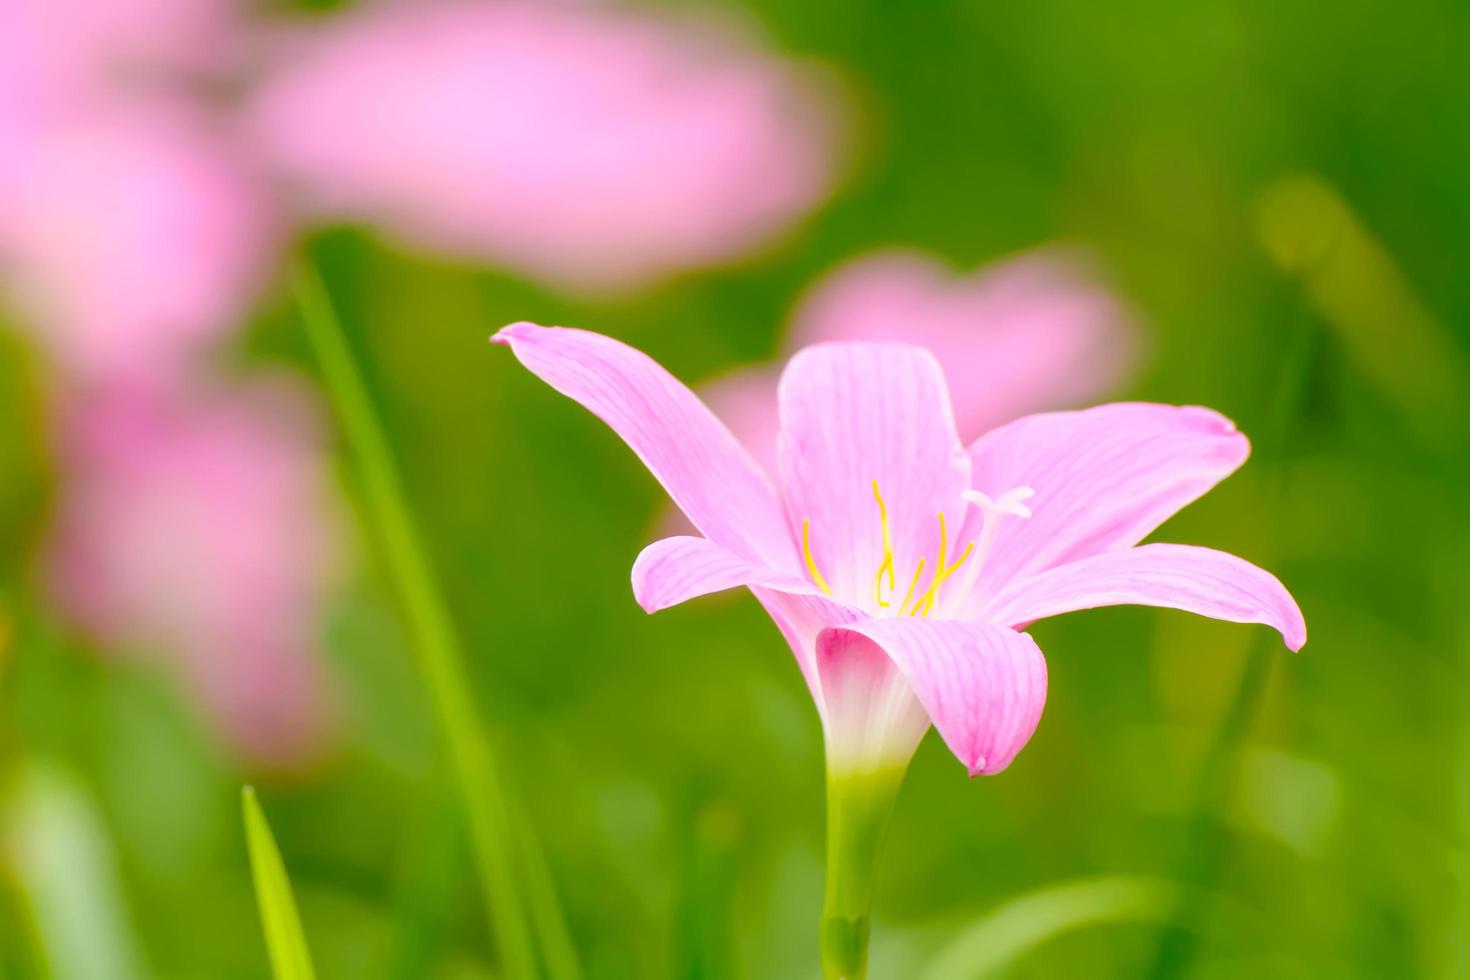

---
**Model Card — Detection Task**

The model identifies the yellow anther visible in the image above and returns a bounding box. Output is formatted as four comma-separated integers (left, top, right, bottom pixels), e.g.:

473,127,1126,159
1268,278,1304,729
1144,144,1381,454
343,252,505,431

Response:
809,488,976,614
872,481,896,607
803,519,833,596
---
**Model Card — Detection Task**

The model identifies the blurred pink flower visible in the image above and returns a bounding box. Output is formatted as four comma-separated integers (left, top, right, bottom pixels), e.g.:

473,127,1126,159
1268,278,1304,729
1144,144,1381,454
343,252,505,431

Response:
0,0,272,383
0,0,238,123
0,0,240,202
48,378,342,765
0,0,342,766
703,248,1139,473
249,0,843,293
0,108,276,384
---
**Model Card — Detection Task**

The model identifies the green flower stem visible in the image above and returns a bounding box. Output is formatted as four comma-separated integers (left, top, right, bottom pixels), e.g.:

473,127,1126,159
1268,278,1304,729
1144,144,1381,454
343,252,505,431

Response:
293,263,539,978
821,767,906,980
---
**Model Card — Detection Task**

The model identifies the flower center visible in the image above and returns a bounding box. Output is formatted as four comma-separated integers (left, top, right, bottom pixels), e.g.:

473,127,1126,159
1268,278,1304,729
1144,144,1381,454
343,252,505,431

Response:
800,482,1034,616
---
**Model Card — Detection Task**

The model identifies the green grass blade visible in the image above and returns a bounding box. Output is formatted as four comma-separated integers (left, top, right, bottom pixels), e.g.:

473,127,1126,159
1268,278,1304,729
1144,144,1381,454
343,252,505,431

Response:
293,262,547,978
242,787,318,980
509,792,582,980
8,764,148,980
920,875,1178,980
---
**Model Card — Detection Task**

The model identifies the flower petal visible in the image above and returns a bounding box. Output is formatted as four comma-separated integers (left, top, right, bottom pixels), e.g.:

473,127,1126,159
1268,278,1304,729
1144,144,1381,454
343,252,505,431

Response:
817,619,1047,776
789,248,1138,442
754,586,866,710
777,342,970,608
964,403,1250,597
630,535,862,707
494,323,798,571
985,543,1306,650
631,535,827,613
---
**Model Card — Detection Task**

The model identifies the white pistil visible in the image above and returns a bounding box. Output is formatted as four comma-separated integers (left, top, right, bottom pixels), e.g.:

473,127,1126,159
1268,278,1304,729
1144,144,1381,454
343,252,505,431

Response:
945,486,1035,607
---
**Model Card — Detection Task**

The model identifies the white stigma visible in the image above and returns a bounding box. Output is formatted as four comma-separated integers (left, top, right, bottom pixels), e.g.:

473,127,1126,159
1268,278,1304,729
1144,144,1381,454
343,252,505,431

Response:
944,486,1035,609
962,486,1035,521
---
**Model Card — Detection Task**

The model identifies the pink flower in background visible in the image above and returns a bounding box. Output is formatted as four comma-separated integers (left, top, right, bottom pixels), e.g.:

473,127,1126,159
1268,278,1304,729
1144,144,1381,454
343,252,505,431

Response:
0,108,275,384
703,248,1138,474
249,0,843,293
496,324,1304,777
48,380,342,765
0,0,240,193
0,0,238,119
0,0,338,764
0,0,272,385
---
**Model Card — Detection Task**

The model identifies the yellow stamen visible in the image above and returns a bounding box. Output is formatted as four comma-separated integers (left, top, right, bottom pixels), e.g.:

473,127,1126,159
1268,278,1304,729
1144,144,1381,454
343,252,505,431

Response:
919,542,975,616
872,481,896,607
911,512,976,616
809,486,976,614
803,519,833,596
948,542,975,575
898,557,927,616
909,511,948,615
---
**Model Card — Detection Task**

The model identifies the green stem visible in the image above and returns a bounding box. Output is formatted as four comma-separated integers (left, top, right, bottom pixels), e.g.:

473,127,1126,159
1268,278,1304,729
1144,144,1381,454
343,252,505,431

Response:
821,767,906,980
293,264,538,978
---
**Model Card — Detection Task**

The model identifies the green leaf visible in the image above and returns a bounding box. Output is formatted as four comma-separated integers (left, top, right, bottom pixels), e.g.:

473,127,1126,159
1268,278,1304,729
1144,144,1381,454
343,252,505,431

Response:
8,764,148,980
243,787,318,980
920,875,1178,980
294,260,552,978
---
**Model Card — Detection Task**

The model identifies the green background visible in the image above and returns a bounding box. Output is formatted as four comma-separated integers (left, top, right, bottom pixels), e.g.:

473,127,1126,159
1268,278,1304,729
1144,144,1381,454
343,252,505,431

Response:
3,0,1468,977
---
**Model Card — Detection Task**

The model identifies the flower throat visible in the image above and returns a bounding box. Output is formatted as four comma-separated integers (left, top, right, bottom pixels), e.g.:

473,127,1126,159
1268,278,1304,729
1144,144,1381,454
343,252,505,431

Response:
802,481,976,617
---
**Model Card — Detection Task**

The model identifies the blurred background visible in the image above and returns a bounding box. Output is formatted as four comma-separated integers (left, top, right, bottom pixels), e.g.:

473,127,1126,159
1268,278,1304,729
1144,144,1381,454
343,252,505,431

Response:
1,0,1467,977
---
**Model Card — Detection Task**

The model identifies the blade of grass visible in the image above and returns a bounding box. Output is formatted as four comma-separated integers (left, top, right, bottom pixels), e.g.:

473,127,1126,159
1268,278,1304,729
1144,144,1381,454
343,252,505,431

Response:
508,790,582,980
242,787,318,980
921,876,1179,980
293,262,549,978
7,764,148,980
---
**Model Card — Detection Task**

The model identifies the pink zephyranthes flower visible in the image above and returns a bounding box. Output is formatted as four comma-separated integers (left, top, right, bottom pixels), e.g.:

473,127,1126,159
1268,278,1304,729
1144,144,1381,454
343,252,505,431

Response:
495,323,1305,776
496,322,1304,975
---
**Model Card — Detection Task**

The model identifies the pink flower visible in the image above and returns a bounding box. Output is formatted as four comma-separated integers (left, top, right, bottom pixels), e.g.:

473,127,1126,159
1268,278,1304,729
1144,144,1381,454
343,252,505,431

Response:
47,378,342,766
494,324,1304,778
0,107,275,385
0,0,240,200
703,248,1137,475
249,0,843,293
0,0,269,384
0,0,238,125
0,0,338,767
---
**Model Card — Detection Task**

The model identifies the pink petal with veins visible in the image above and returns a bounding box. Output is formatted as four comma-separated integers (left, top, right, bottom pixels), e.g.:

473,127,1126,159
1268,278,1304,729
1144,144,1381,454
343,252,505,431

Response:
817,619,1047,775
963,402,1249,600
776,342,970,609
986,543,1306,651
493,323,798,572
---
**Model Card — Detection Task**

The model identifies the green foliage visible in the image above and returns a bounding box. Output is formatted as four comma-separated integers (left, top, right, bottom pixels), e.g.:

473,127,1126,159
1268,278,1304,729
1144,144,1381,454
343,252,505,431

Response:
243,787,318,980
1,0,1467,977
